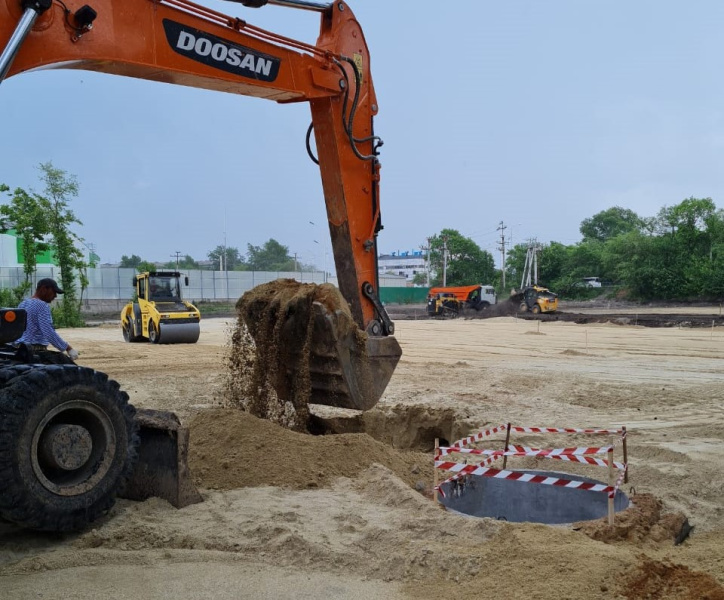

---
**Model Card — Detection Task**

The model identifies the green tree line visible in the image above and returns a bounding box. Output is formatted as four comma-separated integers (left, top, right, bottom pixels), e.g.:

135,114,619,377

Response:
419,198,724,302
505,198,724,301
121,238,317,273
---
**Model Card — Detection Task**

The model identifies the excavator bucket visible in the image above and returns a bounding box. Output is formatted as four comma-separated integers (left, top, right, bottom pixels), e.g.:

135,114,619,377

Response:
120,409,203,508
235,280,402,413
307,301,402,410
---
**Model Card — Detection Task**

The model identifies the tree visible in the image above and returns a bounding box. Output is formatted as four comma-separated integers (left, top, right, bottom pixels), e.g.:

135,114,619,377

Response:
137,260,158,273
0,184,50,284
120,254,144,268
208,245,243,271
246,239,294,271
164,254,199,270
655,197,716,236
580,206,645,242
427,229,496,287
36,162,88,326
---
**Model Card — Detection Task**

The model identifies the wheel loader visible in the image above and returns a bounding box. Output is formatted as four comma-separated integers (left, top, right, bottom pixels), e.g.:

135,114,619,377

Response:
0,307,201,531
517,285,559,314
0,0,402,531
121,271,201,344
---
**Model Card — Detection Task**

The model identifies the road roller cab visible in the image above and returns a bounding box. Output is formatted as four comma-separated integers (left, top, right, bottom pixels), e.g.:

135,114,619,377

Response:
121,271,201,344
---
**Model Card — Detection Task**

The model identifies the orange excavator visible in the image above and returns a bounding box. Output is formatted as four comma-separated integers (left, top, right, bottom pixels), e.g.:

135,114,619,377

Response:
0,0,400,531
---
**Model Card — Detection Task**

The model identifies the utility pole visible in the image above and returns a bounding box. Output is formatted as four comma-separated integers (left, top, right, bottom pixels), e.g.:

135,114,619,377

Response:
442,235,449,286
421,238,432,286
294,252,298,272
520,238,541,288
497,221,507,290
171,251,181,271
221,207,227,272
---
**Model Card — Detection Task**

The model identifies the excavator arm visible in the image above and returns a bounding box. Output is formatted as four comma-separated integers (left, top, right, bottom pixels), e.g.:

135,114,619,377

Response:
0,0,401,410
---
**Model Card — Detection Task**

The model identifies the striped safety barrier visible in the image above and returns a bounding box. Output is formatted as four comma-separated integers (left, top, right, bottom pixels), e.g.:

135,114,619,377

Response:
510,426,624,435
434,460,616,499
449,423,508,449
437,445,626,470
439,444,613,457
433,423,629,503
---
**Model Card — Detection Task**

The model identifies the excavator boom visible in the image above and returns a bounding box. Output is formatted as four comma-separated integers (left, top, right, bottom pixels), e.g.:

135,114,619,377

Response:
0,0,401,410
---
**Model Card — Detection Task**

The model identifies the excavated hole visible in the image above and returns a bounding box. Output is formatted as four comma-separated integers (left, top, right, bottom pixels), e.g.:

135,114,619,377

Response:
307,404,466,452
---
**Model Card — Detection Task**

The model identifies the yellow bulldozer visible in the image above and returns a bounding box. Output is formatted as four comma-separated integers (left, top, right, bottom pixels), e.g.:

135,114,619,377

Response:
121,271,201,344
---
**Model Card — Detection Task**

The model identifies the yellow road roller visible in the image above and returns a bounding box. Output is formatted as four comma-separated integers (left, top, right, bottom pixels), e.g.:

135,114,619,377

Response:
121,271,201,344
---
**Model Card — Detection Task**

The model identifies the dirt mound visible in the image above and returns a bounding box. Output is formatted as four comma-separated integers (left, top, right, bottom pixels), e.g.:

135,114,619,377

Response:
188,408,431,492
621,558,724,600
227,279,358,431
575,493,690,545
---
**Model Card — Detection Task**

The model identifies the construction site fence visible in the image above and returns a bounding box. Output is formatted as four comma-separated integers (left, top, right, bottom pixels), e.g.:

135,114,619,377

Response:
0,266,408,312
379,287,430,305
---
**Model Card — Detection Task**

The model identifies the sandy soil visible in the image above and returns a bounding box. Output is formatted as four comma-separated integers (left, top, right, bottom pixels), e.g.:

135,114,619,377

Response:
2,309,724,599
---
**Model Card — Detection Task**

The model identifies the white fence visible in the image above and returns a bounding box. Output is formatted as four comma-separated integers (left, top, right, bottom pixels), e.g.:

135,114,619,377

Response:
0,266,406,312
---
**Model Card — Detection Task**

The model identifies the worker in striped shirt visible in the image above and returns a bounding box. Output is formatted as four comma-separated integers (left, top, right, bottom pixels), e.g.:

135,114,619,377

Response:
17,278,79,361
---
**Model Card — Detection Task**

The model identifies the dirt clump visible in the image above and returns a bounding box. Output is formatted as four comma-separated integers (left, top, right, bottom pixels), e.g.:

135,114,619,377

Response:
575,493,690,545
620,557,724,600
227,279,357,431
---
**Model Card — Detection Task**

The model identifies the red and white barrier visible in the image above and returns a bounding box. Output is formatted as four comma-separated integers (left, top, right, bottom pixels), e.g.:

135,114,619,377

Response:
433,422,630,519
449,423,508,449
510,426,624,435
434,460,615,499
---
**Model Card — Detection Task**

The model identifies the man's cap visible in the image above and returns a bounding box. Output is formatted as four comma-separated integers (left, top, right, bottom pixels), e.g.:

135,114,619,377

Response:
37,278,64,294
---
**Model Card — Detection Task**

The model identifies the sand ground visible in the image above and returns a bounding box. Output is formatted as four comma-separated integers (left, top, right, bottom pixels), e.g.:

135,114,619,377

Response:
1,310,724,599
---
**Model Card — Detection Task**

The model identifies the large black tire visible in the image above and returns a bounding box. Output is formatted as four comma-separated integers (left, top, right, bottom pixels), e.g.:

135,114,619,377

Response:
0,365,139,531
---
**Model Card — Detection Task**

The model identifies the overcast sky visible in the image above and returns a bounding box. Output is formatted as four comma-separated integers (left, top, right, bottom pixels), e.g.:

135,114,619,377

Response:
2,0,724,269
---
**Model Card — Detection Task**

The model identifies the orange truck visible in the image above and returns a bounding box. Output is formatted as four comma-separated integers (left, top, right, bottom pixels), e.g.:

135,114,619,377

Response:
427,284,497,316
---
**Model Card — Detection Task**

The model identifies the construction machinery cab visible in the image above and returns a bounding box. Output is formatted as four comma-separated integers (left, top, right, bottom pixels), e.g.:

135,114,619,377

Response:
519,285,558,314
141,272,187,302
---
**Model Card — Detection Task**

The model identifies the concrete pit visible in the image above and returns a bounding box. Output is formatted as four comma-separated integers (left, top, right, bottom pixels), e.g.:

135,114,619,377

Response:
438,470,629,524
